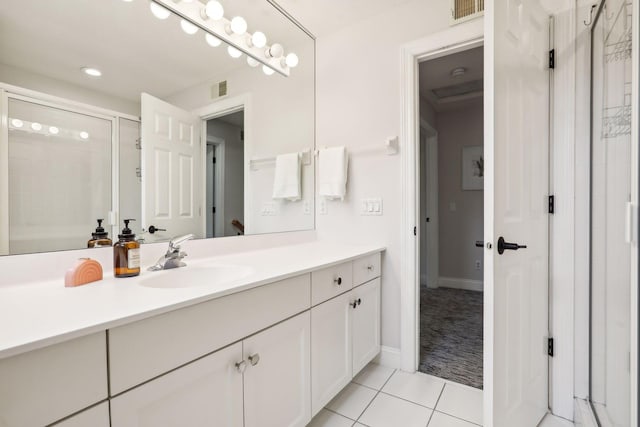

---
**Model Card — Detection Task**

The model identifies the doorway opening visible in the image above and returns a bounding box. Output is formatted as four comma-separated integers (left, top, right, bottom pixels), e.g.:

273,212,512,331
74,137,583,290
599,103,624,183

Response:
205,109,244,238
418,45,484,390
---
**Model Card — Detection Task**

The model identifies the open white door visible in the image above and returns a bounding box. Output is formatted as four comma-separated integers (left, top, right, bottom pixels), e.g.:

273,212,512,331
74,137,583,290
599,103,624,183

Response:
141,93,202,243
485,1,550,426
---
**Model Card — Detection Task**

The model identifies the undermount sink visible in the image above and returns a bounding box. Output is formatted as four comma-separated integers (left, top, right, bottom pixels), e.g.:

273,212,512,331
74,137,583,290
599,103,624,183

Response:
138,263,254,289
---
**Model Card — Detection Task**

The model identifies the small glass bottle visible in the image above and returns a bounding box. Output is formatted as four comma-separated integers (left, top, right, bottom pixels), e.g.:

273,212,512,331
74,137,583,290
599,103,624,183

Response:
113,219,140,278
88,219,112,248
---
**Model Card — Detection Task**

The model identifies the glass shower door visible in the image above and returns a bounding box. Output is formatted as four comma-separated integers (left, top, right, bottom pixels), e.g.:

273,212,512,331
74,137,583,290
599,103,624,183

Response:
590,1,633,425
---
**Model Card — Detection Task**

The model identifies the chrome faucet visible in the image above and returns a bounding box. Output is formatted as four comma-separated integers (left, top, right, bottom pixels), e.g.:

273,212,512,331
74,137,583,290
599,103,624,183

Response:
148,234,195,271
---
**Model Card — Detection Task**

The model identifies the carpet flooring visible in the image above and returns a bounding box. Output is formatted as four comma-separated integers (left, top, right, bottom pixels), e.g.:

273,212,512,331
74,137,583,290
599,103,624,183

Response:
419,286,483,389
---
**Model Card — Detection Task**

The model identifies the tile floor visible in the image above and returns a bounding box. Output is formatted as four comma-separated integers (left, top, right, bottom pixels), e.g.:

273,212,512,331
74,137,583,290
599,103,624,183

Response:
308,363,574,427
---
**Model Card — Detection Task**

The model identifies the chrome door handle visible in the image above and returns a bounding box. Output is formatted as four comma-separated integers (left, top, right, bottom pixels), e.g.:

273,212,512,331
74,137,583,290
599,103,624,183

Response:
235,360,247,373
248,353,260,366
497,237,527,255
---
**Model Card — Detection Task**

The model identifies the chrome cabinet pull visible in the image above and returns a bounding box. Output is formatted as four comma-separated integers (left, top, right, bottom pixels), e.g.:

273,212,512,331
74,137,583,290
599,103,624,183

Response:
235,360,247,373
334,277,342,285
248,353,260,366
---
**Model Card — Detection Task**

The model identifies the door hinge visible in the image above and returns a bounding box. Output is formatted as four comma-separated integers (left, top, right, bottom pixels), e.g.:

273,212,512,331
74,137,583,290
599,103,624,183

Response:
212,206,216,214
549,49,555,69
548,195,555,214
548,337,554,357
213,156,217,164
413,226,417,236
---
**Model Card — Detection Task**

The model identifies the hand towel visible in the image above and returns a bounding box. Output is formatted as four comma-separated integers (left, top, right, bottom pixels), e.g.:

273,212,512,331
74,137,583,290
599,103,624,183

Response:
272,152,301,201
318,146,348,200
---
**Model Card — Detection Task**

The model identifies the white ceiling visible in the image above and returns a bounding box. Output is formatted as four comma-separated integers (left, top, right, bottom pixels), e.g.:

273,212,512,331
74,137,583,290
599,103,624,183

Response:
419,46,484,111
272,0,416,37
0,0,312,104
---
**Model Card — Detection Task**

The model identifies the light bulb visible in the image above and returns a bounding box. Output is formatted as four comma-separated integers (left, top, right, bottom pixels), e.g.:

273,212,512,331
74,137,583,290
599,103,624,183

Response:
205,33,221,47
31,122,42,131
80,131,90,140
11,119,23,128
180,19,198,35
262,65,275,76
266,43,283,58
284,53,299,68
150,2,171,20
227,46,242,58
49,126,59,135
82,67,102,77
251,31,267,48
203,1,224,20
247,57,259,67
230,16,247,35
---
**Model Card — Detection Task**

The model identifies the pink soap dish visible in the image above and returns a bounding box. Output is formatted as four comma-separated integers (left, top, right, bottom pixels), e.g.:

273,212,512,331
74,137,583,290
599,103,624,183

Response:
65,258,103,287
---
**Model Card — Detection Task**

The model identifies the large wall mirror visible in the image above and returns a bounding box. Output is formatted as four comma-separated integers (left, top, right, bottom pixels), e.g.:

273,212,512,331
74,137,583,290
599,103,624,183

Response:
0,0,315,255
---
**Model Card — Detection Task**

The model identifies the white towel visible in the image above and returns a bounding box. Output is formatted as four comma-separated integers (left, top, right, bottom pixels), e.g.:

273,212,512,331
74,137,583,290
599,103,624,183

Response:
318,146,348,200
272,152,301,201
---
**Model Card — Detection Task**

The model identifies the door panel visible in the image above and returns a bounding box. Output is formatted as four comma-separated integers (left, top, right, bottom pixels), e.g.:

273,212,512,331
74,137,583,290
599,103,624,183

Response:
141,93,202,242
486,1,550,425
243,312,311,427
351,278,381,374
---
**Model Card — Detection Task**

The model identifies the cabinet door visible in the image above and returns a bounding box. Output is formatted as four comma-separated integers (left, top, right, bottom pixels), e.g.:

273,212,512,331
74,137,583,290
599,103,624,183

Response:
311,292,352,416
243,312,311,427
110,342,243,427
351,278,381,374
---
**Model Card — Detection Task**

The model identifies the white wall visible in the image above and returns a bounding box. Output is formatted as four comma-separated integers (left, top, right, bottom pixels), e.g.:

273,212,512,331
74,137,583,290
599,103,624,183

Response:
315,0,453,351
166,40,315,236
436,100,484,283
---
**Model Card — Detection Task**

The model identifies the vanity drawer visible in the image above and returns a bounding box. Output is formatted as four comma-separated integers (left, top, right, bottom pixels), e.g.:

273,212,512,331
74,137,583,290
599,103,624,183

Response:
311,262,353,305
0,332,108,427
353,253,381,286
109,274,311,395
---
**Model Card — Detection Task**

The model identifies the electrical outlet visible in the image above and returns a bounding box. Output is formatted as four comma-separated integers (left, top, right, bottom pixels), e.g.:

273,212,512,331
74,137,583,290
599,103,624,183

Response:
475,260,481,270
319,198,327,215
261,202,277,216
303,201,311,215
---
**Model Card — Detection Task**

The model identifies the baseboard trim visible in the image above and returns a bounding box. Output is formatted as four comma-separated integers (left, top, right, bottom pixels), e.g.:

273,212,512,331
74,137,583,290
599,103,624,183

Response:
374,346,402,369
574,398,598,427
438,276,483,292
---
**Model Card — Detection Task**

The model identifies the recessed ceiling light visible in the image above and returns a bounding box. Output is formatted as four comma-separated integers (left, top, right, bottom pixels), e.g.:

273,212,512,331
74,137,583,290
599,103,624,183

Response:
31,122,42,131
49,126,59,135
11,119,23,128
80,131,90,140
82,67,102,77
451,67,466,78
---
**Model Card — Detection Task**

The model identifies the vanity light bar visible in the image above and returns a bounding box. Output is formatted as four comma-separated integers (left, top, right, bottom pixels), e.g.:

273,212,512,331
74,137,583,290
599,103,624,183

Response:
150,0,292,77
8,118,90,141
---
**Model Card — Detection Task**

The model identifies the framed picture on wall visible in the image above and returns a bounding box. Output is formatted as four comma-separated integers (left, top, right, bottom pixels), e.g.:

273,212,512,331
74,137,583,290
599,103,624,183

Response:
462,146,483,191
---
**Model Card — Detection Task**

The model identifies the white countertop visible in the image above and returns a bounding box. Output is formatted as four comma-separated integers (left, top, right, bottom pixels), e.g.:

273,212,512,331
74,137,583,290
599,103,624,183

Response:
0,241,384,360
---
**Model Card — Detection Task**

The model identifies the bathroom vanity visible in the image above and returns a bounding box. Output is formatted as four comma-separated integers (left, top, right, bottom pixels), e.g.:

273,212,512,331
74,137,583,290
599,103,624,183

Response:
0,241,383,427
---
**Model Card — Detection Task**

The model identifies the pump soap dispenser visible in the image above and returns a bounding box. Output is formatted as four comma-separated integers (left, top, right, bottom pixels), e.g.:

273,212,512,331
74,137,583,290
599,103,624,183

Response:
88,219,112,248
114,219,141,278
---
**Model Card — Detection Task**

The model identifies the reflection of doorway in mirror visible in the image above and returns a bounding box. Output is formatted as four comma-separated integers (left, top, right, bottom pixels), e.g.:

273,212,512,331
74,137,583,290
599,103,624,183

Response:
206,110,244,238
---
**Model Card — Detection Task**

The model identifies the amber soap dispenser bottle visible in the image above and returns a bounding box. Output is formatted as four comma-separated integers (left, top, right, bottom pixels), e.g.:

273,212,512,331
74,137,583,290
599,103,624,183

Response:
113,219,140,278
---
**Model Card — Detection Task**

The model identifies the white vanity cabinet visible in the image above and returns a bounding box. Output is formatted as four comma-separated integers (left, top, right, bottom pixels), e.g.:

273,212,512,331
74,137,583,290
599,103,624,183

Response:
111,312,311,427
310,254,382,415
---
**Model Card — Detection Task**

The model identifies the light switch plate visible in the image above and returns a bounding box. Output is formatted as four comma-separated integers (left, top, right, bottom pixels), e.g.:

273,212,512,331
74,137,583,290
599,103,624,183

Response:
261,202,277,216
319,198,327,215
303,201,311,215
361,198,383,216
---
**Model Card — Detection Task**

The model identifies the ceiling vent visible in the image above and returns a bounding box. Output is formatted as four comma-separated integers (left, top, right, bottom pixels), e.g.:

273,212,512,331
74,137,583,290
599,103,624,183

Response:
451,0,484,25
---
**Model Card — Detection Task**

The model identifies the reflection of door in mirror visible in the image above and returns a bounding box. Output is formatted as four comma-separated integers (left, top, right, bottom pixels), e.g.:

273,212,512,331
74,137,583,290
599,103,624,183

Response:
206,111,245,238
3,98,113,255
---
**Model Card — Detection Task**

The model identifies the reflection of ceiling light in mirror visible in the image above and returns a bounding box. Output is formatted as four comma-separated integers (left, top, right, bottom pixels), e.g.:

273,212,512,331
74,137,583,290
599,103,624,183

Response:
266,43,284,58
230,16,247,35
31,122,42,131
451,67,466,78
262,65,275,76
205,33,221,47
180,19,198,35
251,32,267,48
247,57,259,67
11,119,23,128
150,2,171,19
49,126,59,135
227,46,242,58
284,53,299,68
82,67,102,77
80,131,90,140
203,1,224,20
